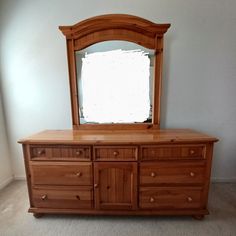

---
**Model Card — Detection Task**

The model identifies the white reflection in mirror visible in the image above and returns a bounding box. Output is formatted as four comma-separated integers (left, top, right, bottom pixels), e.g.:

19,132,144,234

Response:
76,41,154,124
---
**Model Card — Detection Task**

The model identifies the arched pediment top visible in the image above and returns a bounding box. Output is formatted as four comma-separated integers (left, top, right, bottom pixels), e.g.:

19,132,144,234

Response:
59,14,170,39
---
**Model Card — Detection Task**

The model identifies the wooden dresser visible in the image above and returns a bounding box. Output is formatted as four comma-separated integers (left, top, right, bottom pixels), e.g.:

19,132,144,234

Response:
19,129,217,219
19,15,218,218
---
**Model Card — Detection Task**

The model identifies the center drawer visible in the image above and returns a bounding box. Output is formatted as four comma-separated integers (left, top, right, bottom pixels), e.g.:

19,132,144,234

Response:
140,161,206,185
94,146,138,161
32,186,93,209
30,162,92,186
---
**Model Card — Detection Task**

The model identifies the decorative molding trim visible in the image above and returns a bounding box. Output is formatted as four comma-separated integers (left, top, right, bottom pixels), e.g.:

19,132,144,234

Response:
0,176,14,190
59,14,170,39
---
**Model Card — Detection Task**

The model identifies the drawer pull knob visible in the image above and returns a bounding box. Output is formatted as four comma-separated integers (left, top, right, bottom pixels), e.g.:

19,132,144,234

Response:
150,197,155,203
190,172,195,177
187,197,193,202
37,150,45,155
150,172,156,177
190,150,195,155
76,172,82,177
76,150,82,156
113,151,119,156
41,195,47,201
76,195,80,200
94,184,99,188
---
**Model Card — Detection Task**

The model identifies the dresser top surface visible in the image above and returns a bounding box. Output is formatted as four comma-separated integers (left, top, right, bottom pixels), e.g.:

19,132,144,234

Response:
18,129,218,145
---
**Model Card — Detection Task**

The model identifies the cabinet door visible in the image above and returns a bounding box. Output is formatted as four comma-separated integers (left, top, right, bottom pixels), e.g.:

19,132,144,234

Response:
94,162,137,210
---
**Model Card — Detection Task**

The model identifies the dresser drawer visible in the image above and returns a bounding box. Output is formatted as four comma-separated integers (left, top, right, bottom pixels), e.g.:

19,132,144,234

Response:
139,187,203,209
141,145,205,161
30,145,91,161
94,146,138,161
32,186,93,209
140,161,205,185
30,162,92,186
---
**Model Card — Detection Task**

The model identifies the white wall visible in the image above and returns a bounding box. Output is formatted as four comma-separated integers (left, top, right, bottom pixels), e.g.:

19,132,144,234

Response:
0,91,13,188
0,0,236,181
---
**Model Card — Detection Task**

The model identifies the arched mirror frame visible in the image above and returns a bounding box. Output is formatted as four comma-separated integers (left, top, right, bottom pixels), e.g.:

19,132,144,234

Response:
59,14,170,130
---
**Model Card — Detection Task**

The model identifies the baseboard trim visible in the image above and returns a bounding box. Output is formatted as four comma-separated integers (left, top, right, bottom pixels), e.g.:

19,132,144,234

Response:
14,176,26,180
0,176,14,190
211,177,236,183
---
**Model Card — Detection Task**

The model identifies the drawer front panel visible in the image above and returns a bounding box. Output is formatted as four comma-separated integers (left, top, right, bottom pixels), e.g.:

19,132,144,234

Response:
139,187,203,209
141,145,205,161
30,146,91,161
140,161,205,185
94,146,138,161
31,162,92,186
32,187,93,209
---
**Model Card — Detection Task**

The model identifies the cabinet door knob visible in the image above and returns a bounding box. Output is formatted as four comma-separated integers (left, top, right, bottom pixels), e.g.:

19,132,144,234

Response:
76,195,80,200
150,172,156,177
76,172,82,177
94,184,99,188
150,197,155,203
113,151,119,156
187,197,193,202
190,172,195,177
41,195,47,201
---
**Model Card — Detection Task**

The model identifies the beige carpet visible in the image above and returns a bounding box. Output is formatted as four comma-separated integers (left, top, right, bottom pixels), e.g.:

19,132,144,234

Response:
0,181,236,236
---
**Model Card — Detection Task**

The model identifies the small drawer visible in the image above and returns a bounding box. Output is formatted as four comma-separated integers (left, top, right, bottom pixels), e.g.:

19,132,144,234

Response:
139,187,203,209
94,146,138,161
30,145,91,161
141,145,205,161
30,162,92,186
140,161,205,185
32,186,93,209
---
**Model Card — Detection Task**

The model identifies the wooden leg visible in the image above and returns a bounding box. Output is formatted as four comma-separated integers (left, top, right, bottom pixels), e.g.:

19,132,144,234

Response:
192,215,204,220
33,213,44,218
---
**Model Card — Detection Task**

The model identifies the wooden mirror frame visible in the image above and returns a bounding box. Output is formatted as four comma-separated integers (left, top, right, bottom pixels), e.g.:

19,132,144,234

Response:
59,14,170,130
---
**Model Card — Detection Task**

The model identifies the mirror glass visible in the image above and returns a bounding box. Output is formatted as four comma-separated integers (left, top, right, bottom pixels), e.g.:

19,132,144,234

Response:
75,40,155,124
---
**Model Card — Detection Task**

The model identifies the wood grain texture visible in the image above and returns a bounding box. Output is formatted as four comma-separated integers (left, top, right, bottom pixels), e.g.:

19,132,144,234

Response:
18,129,218,145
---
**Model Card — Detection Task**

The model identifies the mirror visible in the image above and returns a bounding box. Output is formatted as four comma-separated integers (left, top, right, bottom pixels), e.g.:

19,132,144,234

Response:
75,41,155,124
59,14,170,129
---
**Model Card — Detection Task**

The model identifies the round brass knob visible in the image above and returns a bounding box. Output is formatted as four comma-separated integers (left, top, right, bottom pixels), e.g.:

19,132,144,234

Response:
150,172,156,177
76,172,82,177
113,151,119,156
187,197,193,202
190,172,195,177
150,197,155,203
94,184,98,188
190,150,195,155
41,195,47,201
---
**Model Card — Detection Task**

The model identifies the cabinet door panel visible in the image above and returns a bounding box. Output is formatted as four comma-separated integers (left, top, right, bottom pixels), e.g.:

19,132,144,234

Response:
94,162,137,210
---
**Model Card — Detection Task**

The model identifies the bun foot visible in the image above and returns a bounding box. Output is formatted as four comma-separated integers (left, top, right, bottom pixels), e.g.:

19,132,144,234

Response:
192,215,204,220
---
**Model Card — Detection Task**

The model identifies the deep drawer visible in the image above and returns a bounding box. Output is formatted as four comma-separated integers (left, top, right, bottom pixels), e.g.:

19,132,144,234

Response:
141,145,205,161
94,146,138,161
30,162,92,186
30,145,91,161
140,161,205,185
139,187,204,209
32,186,93,209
